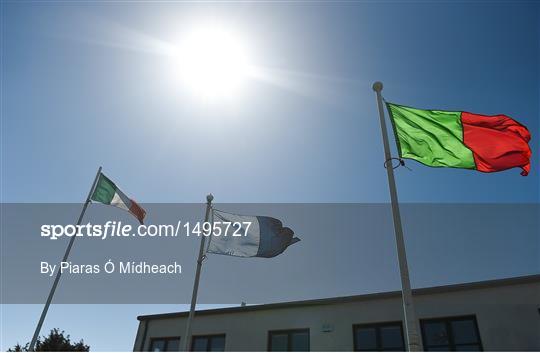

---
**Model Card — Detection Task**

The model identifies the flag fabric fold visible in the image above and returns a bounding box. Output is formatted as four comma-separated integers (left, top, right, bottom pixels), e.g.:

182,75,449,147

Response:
386,102,532,175
207,209,300,258
90,172,146,224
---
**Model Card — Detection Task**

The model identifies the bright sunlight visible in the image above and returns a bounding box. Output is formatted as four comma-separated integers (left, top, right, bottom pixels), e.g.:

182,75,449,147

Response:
173,25,254,101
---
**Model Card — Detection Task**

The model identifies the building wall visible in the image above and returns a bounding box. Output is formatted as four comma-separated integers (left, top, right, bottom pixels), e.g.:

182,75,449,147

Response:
134,279,540,351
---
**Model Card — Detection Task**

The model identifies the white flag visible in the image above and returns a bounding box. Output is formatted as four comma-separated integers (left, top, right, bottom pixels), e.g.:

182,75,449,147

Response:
207,210,300,258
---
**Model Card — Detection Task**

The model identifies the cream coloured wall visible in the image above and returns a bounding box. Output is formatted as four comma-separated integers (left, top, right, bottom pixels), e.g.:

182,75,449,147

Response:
133,278,540,351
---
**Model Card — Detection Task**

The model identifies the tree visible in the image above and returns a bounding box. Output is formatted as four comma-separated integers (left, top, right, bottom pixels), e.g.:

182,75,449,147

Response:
8,329,90,352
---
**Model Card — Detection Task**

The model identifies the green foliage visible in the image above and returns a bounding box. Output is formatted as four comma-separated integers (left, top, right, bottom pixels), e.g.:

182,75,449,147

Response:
8,328,90,352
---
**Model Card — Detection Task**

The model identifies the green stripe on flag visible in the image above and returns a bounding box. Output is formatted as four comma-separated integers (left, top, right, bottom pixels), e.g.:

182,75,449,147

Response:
90,173,116,204
386,103,476,169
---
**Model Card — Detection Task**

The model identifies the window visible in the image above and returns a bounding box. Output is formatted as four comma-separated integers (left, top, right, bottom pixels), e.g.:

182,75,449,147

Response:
421,316,482,351
191,334,226,351
353,322,405,351
149,337,180,352
268,329,310,351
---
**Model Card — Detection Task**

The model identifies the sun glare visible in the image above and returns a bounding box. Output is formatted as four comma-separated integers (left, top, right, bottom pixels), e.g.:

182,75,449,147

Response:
174,26,253,101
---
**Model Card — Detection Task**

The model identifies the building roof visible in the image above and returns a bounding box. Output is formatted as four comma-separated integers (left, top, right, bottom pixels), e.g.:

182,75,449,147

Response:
137,273,540,321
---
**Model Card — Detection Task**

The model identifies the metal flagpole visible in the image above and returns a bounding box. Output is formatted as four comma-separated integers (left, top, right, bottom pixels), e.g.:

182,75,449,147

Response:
182,193,214,351
29,166,102,352
372,82,423,351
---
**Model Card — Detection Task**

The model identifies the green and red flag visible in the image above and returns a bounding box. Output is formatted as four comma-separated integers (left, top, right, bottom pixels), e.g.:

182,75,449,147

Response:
90,173,146,223
386,103,532,176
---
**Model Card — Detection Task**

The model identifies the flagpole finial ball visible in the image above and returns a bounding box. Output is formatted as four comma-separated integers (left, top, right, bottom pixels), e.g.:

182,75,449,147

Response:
207,194,214,203
372,81,383,92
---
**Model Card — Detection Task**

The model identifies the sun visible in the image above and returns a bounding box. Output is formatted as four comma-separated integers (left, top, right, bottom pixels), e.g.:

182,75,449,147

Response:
174,25,253,101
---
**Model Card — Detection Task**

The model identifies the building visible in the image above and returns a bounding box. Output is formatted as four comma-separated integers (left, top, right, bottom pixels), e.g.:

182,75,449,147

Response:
133,274,540,351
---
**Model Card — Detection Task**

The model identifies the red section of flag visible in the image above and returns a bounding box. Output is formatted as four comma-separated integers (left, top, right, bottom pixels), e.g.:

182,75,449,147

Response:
461,112,532,176
129,199,146,224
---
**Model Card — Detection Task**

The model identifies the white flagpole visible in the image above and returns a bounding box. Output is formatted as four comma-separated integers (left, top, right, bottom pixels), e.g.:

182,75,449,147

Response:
29,166,102,351
182,193,213,351
372,82,423,351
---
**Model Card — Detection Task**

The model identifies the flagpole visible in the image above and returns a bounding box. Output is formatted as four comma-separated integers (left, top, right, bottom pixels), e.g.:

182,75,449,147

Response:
372,82,422,351
182,193,213,351
29,166,102,352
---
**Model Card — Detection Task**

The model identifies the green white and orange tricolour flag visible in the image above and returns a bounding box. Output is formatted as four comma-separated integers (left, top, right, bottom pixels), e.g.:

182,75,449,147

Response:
90,173,146,224
386,103,532,176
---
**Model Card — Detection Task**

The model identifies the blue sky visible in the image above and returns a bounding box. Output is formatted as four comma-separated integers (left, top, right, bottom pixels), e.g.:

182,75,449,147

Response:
1,1,538,351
